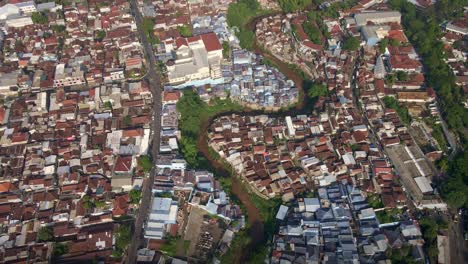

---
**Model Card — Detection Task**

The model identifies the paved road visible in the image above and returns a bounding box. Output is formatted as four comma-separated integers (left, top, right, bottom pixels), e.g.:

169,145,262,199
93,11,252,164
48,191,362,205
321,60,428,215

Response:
127,0,163,263
449,211,467,264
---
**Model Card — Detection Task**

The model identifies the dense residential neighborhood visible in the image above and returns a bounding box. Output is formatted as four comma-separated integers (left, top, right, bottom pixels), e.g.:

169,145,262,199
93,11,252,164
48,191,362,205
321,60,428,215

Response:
0,0,466,263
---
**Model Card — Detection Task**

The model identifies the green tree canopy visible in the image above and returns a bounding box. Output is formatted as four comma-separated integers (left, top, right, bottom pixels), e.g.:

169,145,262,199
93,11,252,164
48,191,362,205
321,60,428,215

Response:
302,21,321,44
226,0,261,50
140,18,159,45
278,0,312,13
342,36,360,51
307,82,328,98
53,242,69,256
379,38,389,53
383,96,411,124
129,189,142,204
95,30,106,41
177,25,192,37
113,225,131,257
32,12,48,24
38,226,54,242
396,71,409,82
138,155,153,172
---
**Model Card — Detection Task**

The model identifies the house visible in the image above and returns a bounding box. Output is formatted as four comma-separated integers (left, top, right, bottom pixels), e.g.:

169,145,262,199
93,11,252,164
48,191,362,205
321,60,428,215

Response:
444,19,468,36
9,0,36,14
397,91,433,103
0,4,20,20
354,11,401,26
144,197,178,240
165,32,223,85
53,63,85,87
304,198,320,212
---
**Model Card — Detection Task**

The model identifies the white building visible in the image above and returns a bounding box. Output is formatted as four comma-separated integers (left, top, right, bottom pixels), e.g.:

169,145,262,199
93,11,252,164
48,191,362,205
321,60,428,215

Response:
285,116,295,137
0,4,20,20
144,198,178,240
5,16,33,28
13,0,36,14
304,198,320,212
354,11,401,26
165,32,223,85
53,63,85,87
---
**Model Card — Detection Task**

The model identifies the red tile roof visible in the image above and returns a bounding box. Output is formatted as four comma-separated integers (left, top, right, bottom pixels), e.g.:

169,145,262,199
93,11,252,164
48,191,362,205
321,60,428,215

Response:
200,32,222,52
114,156,132,172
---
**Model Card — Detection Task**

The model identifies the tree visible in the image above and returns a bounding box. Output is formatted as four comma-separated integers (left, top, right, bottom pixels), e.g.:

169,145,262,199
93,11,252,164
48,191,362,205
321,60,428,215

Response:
222,41,230,59
95,30,106,41
396,71,409,82
103,101,112,109
278,0,312,12
51,25,66,33
53,242,69,256
389,38,400,47
238,30,255,50
385,74,396,86
129,189,142,204
379,38,389,54
389,0,468,210
113,225,131,257
38,226,54,242
302,21,321,44
140,17,159,44
82,195,95,209
177,25,192,37
383,96,411,124
95,200,106,208
32,12,48,24
123,115,132,126
342,36,360,51
180,136,199,167
138,155,153,172
307,82,327,99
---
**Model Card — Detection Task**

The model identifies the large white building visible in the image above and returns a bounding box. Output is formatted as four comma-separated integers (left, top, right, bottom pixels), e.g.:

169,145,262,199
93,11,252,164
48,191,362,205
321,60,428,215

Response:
11,0,36,14
0,4,20,20
165,32,223,85
144,198,178,240
354,11,401,26
53,63,85,87
5,16,33,28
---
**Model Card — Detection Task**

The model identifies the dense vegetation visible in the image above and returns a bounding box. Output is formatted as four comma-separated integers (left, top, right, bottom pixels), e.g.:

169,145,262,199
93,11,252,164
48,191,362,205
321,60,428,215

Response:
388,0,468,208
129,189,142,204
310,0,359,18
419,217,448,261
220,180,281,263
176,90,243,168
137,155,153,172
342,36,360,51
140,17,159,45
113,224,132,257
382,96,411,125
278,0,311,13
53,242,69,257
176,25,192,37
32,12,48,24
386,244,421,264
306,82,327,99
226,0,262,50
302,21,322,44
38,226,54,242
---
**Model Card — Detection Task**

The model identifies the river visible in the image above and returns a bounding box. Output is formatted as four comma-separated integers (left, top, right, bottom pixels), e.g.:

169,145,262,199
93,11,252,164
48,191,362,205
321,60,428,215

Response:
194,14,316,263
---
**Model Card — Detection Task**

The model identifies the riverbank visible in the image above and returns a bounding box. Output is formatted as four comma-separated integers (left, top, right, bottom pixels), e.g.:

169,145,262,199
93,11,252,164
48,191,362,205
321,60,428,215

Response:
175,10,317,263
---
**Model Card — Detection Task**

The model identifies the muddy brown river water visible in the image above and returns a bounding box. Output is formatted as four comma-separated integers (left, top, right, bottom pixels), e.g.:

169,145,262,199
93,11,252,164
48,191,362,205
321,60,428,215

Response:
195,18,314,261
